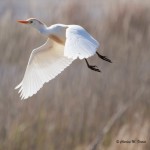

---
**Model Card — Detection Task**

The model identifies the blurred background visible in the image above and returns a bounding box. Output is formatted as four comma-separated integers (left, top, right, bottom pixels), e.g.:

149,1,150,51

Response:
0,0,150,149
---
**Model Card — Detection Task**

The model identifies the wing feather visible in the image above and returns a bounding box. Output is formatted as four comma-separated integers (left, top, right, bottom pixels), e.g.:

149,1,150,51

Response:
15,39,74,99
64,25,99,59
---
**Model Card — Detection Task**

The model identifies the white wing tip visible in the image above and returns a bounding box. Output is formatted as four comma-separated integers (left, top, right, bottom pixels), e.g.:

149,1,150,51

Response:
15,82,22,90
15,82,30,100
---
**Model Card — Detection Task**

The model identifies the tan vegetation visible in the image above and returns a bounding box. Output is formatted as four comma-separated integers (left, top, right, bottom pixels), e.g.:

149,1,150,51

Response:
0,0,150,150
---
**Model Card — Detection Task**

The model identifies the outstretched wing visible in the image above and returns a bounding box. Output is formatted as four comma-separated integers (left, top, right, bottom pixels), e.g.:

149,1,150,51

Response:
15,39,74,99
64,25,99,59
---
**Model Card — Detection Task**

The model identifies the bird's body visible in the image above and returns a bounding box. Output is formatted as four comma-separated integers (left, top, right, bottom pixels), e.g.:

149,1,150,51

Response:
16,18,112,99
41,24,67,44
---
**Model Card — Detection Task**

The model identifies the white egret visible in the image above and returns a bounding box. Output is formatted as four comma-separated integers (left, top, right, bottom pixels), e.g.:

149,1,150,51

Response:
15,18,112,99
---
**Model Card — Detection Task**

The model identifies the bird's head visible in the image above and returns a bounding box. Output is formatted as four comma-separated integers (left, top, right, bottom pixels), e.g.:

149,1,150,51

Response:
17,18,47,33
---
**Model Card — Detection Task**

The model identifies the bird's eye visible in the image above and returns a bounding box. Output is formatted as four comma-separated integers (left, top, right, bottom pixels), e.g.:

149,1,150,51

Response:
30,21,33,24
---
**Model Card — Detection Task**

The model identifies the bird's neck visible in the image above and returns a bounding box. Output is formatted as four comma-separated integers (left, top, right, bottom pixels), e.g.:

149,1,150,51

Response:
38,24,48,35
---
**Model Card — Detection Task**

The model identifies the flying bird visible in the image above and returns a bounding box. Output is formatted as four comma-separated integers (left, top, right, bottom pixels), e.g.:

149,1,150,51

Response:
15,18,112,99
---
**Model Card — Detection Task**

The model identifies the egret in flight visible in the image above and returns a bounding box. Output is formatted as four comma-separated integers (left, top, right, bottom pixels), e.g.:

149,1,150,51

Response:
15,18,112,99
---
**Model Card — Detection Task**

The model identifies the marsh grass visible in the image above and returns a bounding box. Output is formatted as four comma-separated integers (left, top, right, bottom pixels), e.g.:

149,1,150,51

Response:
0,0,150,150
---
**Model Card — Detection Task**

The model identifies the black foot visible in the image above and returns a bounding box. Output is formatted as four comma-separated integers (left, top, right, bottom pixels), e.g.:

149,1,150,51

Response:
96,52,112,63
85,58,101,73
89,65,101,72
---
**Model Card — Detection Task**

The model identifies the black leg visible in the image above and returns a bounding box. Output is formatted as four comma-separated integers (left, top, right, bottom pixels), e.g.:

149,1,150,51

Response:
85,59,101,72
96,52,112,63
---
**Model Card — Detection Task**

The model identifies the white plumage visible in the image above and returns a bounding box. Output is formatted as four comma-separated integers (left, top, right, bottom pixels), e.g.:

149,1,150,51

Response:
16,18,108,100
16,39,73,99
64,25,99,59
